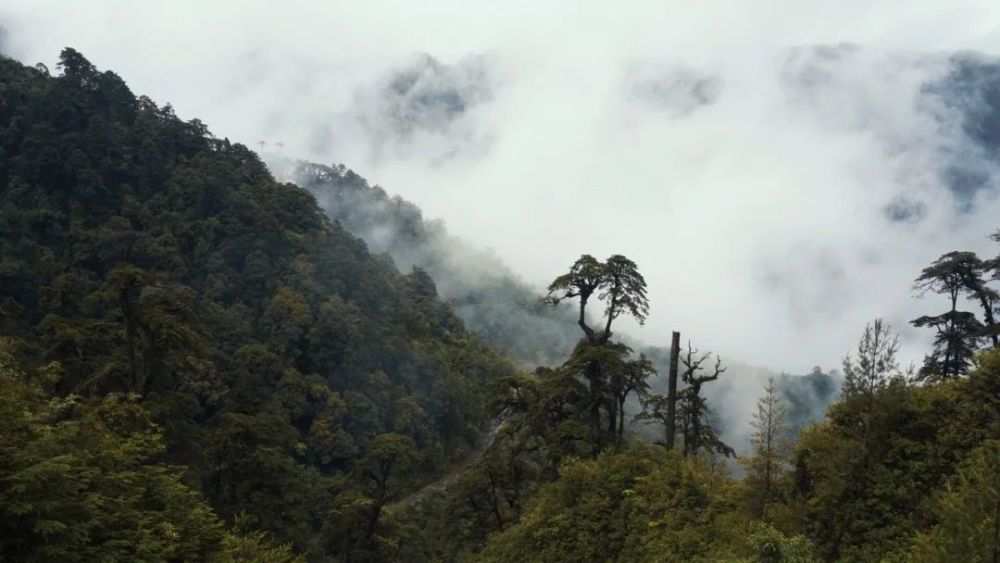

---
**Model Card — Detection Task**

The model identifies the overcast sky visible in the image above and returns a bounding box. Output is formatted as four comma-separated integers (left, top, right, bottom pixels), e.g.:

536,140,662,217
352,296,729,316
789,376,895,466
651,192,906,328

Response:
5,1,1000,373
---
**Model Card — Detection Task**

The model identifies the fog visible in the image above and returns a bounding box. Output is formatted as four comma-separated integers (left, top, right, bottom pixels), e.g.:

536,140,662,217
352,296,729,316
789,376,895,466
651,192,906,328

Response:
6,0,1000,377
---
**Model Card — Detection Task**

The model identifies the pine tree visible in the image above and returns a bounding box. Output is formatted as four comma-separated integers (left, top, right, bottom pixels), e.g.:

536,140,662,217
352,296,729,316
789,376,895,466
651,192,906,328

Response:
742,376,791,517
841,319,907,398
912,252,988,379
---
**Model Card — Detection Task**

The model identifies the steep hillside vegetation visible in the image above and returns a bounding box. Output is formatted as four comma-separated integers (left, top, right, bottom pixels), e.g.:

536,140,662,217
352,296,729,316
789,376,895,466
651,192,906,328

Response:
4,48,999,563
0,49,512,560
276,159,582,367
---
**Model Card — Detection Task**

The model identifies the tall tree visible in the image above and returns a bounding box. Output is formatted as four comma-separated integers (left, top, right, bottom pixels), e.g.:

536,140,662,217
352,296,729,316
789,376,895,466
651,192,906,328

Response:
912,251,986,379
841,319,908,398
608,352,654,440
636,342,730,457
598,255,650,342
665,330,681,450
545,255,606,343
545,254,651,440
742,376,791,517
546,254,649,344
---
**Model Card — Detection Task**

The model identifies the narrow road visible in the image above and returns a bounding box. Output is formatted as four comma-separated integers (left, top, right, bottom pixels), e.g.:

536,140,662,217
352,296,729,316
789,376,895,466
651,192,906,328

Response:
388,414,506,511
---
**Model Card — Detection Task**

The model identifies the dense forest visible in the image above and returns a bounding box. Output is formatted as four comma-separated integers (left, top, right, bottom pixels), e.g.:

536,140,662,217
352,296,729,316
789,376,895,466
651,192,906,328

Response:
1,50,999,562
0,49,511,561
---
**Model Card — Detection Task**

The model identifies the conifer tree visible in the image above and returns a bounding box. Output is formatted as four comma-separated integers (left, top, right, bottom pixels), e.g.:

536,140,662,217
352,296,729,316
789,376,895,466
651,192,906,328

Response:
742,376,791,517
912,252,988,379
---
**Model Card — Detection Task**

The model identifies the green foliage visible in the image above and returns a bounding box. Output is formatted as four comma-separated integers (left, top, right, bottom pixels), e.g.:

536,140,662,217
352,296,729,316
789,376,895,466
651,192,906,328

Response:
477,444,748,562
841,319,908,398
218,515,304,563
7,46,1000,563
546,253,649,343
741,376,792,519
909,440,1000,562
793,349,1000,561
0,48,513,559
0,357,231,562
740,522,816,563
911,251,996,379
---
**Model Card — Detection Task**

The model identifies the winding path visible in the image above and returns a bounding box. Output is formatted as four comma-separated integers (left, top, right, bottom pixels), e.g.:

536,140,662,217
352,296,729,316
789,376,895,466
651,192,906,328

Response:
388,415,506,511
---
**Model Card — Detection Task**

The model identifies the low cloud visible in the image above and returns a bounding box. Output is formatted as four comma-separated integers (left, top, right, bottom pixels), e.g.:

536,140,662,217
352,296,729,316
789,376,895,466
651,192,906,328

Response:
5,1,1000,377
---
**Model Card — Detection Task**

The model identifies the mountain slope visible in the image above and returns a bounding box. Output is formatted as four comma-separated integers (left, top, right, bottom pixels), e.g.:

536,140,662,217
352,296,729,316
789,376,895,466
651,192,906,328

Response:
0,49,513,560
277,159,582,367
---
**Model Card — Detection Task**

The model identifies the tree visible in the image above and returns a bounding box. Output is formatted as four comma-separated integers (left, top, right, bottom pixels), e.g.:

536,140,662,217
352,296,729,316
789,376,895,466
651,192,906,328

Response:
545,255,606,343
678,343,732,458
742,376,791,518
598,255,650,342
545,254,651,442
356,434,420,536
475,445,743,563
743,522,815,563
839,320,912,484
983,229,1000,345
634,393,675,446
545,254,649,345
909,440,1000,562
608,353,654,440
325,434,419,561
56,47,98,86
960,257,1000,349
792,347,1000,561
841,319,908,398
636,342,731,458
0,359,236,562
0,47,522,558
665,331,681,449
912,251,988,379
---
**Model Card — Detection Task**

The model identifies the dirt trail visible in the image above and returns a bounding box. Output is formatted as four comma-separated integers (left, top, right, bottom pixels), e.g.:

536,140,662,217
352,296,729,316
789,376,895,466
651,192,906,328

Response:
388,414,505,511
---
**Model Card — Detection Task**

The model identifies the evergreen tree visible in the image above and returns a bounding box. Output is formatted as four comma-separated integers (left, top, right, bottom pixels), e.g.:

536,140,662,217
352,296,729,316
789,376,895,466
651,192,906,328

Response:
742,376,791,518
544,254,651,443
912,251,988,379
841,318,909,398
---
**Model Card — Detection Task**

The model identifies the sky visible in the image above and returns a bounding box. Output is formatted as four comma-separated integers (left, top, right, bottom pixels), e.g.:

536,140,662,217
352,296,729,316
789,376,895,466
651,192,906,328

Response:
4,1,1000,373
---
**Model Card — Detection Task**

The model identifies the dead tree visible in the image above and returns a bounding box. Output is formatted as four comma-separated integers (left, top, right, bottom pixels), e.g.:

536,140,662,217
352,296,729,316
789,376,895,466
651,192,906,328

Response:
665,331,680,449
679,342,731,457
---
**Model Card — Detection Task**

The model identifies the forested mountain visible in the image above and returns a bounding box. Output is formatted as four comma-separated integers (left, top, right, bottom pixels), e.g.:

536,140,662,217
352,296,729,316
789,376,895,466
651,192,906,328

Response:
2,48,1000,563
272,159,582,367
276,159,840,449
0,49,511,561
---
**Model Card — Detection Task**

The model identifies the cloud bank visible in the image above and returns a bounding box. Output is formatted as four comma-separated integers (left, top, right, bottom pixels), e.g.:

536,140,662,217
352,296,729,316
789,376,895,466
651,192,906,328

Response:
6,1,1000,374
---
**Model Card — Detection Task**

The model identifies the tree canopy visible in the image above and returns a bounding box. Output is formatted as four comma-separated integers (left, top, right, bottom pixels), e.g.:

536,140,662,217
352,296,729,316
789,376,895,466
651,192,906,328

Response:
0,48,513,560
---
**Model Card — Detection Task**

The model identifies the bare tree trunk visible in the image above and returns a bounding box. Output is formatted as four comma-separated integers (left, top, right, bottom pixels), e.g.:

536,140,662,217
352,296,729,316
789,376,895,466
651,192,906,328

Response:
666,331,680,449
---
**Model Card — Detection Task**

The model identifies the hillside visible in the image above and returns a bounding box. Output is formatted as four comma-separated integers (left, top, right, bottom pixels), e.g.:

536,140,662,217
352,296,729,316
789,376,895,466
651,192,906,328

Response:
3,47,1000,563
0,49,512,561
276,159,840,449
273,159,583,367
